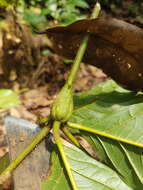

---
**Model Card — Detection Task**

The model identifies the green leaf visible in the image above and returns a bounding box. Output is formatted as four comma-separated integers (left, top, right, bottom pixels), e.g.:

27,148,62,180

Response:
45,0,57,12
82,132,109,163
97,137,140,188
68,80,143,148
23,11,46,28
69,80,143,189
42,146,133,190
0,0,16,7
0,153,9,174
121,143,143,184
42,150,71,190
42,49,53,56
83,133,143,189
65,146,133,190
0,89,20,109
74,0,89,9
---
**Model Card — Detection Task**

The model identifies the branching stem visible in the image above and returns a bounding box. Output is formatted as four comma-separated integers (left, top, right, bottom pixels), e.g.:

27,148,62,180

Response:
53,121,78,190
67,2,101,87
62,126,80,147
0,125,51,184
0,2,101,188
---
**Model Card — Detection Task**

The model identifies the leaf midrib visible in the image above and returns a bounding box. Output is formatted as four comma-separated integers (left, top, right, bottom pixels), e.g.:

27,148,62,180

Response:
67,155,126,190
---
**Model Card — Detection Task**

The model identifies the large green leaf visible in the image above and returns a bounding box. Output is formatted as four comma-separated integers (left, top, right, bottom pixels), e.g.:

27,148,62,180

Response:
0,89,20,109
83,133,143,189
68,80,143,148
42,145,133,190
68,80,143,189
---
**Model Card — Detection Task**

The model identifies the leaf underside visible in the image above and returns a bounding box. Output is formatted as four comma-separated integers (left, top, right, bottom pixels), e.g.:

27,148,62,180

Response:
42,150,70,190
68,79,143,189
42,145,132,190
82,133,143,189
69,80,143,148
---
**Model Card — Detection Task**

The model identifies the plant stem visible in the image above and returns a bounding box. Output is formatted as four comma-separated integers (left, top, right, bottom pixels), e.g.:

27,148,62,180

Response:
53,121,78,190
67,122,143,148
37,116,50,126
67,2,101,87
0,125,51,184
90,1,101,19
62,126,80,147
67,34,90,86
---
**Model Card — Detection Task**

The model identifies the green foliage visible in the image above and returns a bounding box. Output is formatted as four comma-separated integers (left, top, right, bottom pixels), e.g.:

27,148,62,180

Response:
65,80,143,189
0,89,20,109
128,2,142,17
42,150,70,190
23,11,46,28
42,0,89,25
42,80,143,189
0,0,19,8
1,1,143,188
41,49,53,56
42,145,132,190
23,0,89,27
69,80,143,148
83,134,143,189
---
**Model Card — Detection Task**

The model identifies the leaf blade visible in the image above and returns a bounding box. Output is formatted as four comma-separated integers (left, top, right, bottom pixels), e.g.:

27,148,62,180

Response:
42,150,71,190
65,145,133,190
121,143,143,184
42,145,133,190
68,80,143,148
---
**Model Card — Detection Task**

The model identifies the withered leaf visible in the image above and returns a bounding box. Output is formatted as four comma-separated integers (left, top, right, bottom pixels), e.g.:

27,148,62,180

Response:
38,18,143,91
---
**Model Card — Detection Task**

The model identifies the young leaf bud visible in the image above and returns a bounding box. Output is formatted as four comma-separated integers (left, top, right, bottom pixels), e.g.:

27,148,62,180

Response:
51,85,73,122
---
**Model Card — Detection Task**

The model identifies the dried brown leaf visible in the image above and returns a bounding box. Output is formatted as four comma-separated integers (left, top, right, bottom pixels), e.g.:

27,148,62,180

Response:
39,17,143,91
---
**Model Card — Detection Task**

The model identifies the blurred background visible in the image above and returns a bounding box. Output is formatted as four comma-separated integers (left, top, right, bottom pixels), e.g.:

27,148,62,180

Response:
0,0,143,91
0,2,143,188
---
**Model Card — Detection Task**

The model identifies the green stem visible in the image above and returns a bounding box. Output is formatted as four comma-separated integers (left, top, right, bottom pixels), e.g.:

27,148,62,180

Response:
62,126,80,148
90,1,101,19
37,116,50,126
0,125,51,184
67,2,101,86
53,121,78,190
68,122,143,149
67,33,90,86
